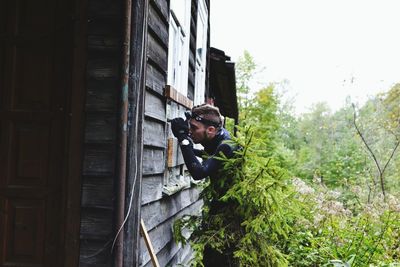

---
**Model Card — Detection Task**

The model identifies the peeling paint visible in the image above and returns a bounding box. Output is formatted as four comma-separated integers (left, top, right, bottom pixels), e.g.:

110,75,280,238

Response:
122,84,129,100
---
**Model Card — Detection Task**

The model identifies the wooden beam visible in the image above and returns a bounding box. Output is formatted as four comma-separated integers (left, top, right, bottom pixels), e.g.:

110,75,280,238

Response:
165,85,193,109
167,138,184,167
140,219,160,267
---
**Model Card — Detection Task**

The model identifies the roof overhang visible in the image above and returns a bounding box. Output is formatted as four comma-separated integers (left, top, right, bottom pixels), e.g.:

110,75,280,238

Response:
209,47,238,122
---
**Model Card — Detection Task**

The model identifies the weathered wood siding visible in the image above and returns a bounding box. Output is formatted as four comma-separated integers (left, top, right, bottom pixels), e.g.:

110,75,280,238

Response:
79,0,121,266
138,0,204,266
77,0,207,265
188,0,198,101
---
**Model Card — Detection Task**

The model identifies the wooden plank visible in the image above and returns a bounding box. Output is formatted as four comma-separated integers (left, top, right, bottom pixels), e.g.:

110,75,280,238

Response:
123,0,148,265
143,118,166,148
141,240,194,267
139,198,203,266
79,239,113,266
81,177,114,208
81,0,122,266
138,223,173,266
146,64,166,96
84,113,117,143
140,220,161,267
86,79,118,111
143,147,165,175
147,33,168,72
87,57,119,79
148,5,168,48
88,35,120,51
141,175,164,205
167,138,184,167
165,85,193,109
144,90,166,121
82,145,115,176
141,189,202,231
80,208,113,240
172,243,194,266
150,0,169,23
166,100,188,121
167,138,175,167
143,241,183,267
147,243,192,267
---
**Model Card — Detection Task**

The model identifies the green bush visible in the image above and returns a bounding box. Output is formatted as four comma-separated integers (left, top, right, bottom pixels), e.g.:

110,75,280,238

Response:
174,127,306,266
173,127,400,266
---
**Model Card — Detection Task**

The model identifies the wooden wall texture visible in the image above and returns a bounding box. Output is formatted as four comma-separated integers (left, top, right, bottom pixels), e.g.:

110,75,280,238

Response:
79,0,121,266
188,0,198,101
139,0,204,266
78,0,207,266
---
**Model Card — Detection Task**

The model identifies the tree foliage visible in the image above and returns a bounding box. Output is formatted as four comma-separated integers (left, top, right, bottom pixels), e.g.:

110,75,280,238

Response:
174,52,400,266
174,127,304,266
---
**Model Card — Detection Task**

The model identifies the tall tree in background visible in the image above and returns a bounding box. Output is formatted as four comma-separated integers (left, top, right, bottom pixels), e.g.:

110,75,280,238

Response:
236,50,256,120
382,83,400,134
383,84,400,190
244,85,279,153
234,51,399,198
283,101,368,189
295,103,332,182
352,84,400,199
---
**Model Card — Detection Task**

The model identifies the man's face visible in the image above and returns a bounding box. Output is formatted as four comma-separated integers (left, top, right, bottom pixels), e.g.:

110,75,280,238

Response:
189,119,214,144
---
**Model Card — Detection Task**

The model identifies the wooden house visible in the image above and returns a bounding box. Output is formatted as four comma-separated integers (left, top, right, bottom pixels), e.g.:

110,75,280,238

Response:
0,0,237,266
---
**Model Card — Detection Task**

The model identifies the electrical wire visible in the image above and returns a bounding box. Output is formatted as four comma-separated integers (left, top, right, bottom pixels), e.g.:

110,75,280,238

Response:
111,0,148,253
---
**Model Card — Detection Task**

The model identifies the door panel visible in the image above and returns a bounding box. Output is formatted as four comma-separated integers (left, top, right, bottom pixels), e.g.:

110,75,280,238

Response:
9,122,50,186
0,0,74,266
12,43,53,111
5,198,45,264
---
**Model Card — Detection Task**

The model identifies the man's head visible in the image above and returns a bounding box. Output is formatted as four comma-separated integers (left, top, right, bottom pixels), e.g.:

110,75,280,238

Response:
188,104,223,144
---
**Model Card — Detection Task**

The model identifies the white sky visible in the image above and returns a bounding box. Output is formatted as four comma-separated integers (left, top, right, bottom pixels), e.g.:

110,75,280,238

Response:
210,0,400,114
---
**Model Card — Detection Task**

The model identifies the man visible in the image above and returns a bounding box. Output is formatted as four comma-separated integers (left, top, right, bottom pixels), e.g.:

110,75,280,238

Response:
171,104,237,266
170,103,234,181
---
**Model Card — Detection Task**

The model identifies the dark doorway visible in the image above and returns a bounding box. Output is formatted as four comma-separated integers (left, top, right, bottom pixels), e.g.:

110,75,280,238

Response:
0,0,84,266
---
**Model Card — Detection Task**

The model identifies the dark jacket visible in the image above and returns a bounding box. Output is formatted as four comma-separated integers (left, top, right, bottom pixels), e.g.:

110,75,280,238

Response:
180,128,234,181
180,128,238,267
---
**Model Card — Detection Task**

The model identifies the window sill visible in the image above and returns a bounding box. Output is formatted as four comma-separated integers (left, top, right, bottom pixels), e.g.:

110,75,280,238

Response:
165,85,193,109
162,175,191,196
162,175,207,196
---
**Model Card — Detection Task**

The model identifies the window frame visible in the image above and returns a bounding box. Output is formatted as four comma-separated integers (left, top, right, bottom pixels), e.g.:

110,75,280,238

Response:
167,0,191,96
193,0,208,106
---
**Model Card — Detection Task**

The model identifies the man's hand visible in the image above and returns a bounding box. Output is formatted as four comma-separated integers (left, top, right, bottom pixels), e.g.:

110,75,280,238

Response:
171,117,189,141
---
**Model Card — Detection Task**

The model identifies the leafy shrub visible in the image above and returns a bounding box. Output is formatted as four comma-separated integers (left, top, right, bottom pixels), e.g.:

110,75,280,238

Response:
174,127,303,266
174,126,400,266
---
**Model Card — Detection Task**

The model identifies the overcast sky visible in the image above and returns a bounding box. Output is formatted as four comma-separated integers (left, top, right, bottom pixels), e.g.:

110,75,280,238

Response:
210,0,400,114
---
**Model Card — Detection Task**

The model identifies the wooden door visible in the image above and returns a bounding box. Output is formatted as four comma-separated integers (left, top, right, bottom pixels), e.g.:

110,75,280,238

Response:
0,0,76,266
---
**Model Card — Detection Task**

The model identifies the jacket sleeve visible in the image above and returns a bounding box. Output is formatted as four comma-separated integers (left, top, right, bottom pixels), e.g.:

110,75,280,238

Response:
193,148,205,157
180,143,234,180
